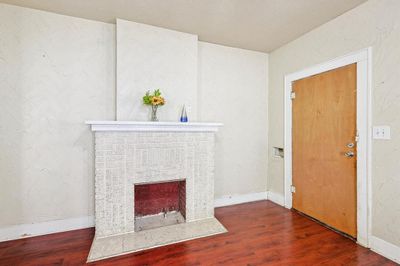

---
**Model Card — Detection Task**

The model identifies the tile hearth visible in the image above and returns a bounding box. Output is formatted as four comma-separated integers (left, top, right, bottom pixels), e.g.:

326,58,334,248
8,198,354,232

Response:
86,121,226,262
87,218,226,262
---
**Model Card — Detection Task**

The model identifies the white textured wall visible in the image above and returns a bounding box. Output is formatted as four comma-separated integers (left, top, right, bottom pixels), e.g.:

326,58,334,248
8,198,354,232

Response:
0,4,115,227
0,4,269,237
268,0,400,247
116,19,198,121
198,42,268,198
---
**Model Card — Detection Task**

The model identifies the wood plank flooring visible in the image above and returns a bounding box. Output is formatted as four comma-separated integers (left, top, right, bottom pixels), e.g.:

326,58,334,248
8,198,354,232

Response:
0,200,396,265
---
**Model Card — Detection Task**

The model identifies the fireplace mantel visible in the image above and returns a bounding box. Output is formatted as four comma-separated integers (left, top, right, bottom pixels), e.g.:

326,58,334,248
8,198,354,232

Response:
86,121,223,132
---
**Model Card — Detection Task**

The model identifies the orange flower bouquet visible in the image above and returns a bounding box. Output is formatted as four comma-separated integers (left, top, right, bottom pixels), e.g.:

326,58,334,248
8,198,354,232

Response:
143,89,165,121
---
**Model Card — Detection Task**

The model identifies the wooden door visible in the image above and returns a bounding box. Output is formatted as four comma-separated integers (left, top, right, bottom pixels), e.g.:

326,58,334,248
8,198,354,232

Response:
292,63,357,238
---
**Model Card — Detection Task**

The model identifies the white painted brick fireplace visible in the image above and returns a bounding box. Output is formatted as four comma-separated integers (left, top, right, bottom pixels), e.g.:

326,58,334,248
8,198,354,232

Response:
85,121,226,262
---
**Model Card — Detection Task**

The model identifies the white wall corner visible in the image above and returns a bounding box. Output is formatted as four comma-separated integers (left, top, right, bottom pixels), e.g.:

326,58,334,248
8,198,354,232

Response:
267,191,285,206
370,236,400,264
214,192,268,208
0,216,94,242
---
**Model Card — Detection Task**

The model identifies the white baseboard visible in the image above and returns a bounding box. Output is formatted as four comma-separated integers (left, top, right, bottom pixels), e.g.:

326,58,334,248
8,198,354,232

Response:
214,191,286,208
214,192,268,208
370,236,400,263
267,191,285,206
0,215,94,242
0,191,271,242
1,192,272,242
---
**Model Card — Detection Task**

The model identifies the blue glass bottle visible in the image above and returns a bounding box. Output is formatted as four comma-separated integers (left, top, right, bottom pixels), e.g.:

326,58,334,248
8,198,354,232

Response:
180,105,188,122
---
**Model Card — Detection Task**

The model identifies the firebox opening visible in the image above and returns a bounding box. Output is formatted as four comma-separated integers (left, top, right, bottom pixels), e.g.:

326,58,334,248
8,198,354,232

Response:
134,179,186,232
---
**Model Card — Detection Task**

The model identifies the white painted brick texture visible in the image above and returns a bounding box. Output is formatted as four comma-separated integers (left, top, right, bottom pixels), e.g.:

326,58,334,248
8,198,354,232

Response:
94,132,216,237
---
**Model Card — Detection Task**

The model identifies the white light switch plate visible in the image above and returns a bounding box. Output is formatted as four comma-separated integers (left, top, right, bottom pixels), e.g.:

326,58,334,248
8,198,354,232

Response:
372,126,391,140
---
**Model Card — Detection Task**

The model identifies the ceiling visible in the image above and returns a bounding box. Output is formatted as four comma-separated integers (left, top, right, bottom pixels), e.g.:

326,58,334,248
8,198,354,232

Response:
0,0,367,52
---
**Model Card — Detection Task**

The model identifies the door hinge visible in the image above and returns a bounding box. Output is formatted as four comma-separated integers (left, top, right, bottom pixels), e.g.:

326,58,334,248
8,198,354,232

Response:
290,185,296,193
290,91,296,100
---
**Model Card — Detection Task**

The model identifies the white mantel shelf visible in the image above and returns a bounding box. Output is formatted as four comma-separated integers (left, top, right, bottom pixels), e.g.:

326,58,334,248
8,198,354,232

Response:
85,121,223,132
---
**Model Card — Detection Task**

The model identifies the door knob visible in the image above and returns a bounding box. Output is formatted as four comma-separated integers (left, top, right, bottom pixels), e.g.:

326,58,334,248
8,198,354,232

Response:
344,151,355,158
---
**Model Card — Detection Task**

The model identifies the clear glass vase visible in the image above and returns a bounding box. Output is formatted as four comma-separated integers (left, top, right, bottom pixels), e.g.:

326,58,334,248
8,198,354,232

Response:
150,105,158,121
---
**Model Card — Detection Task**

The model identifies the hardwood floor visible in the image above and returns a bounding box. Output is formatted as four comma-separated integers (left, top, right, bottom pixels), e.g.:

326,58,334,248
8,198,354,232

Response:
0,200,396,266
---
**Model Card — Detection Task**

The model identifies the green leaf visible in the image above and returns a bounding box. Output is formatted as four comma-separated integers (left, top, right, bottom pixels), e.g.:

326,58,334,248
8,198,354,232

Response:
143,90,152,105
154,89,161,97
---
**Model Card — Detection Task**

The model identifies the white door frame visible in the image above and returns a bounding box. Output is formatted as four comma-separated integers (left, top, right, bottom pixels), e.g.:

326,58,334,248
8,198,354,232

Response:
284,48,372,247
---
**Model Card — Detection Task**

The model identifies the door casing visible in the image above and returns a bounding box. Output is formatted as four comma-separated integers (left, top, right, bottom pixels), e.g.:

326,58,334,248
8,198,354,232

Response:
283,48,372,247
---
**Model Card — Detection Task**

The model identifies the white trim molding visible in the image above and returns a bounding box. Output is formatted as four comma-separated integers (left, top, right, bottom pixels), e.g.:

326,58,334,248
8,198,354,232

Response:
267,191,285,206
284,48,372,247
0,216,94,242
1,193,271,242
214,192,268,208
86,121,223,132
370,236,400,264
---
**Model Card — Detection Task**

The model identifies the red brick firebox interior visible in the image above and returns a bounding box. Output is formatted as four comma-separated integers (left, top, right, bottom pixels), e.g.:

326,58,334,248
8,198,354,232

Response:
135,180,186,218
